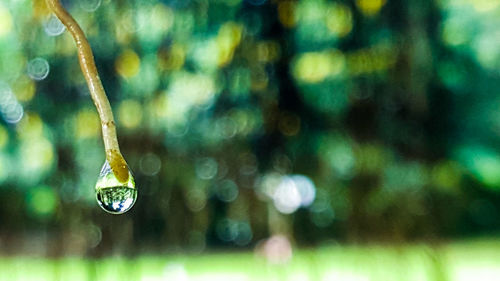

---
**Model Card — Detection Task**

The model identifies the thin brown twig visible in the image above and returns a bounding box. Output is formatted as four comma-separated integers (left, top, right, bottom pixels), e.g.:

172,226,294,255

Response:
45,0,129,183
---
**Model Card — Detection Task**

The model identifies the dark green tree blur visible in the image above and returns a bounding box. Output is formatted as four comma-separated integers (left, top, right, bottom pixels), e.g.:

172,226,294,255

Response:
0,0,500,256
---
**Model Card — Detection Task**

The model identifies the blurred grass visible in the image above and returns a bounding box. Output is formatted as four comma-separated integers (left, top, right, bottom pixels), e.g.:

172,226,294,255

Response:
2,239,500,281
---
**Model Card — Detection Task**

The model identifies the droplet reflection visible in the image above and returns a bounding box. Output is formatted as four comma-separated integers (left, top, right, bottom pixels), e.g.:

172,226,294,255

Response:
96,186,137,214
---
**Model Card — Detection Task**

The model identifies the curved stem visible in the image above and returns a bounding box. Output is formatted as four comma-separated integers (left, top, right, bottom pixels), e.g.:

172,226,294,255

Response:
45,0,129,183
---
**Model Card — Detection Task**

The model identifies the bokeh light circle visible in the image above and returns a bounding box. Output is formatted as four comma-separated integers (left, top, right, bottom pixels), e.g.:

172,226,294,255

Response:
79,0,102,12
27,58,50,81
43,15,65,36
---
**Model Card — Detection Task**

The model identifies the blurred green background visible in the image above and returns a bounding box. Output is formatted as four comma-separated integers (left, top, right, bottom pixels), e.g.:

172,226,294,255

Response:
1,0,500,279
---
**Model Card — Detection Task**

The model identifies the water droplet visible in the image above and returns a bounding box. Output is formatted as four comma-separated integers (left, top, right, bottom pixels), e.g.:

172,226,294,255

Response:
95,160,137,214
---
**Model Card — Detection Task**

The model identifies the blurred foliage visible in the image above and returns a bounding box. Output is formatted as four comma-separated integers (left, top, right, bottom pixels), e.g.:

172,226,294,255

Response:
0,0,500,257
3,240,500,281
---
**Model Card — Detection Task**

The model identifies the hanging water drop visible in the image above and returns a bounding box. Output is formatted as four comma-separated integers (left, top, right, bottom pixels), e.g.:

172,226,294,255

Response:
95,160,137,214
